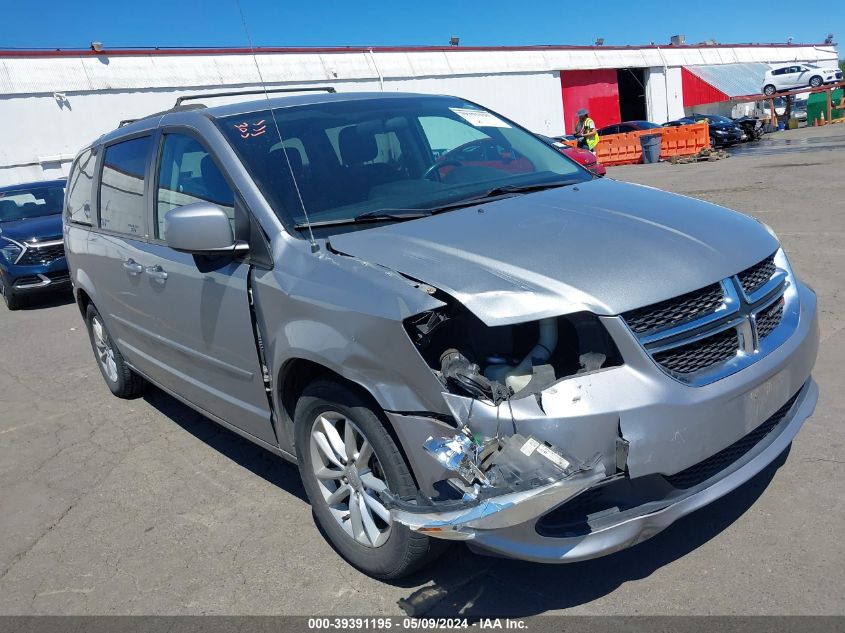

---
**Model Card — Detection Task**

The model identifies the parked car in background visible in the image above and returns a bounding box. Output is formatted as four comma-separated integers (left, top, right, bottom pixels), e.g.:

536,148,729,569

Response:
732,116,764,141
66,92,818,579
0,179,69,309
664,114,744,147
790,96,809,122
536,134,606,176
762,63,843,96
596,121,661,136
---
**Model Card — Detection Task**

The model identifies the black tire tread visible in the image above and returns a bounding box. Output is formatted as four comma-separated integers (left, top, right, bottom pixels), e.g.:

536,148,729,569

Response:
295,379,447,579
85,304,147,398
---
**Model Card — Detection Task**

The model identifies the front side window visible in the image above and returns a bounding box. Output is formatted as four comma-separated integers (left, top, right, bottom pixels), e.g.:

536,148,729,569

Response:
216,96,589,235
99,136,152,236
66,148,96,225
156,134,235,239
0,184,65,223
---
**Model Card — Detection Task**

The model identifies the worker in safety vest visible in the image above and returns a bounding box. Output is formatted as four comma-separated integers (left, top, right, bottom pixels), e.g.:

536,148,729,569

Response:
574,108,599,152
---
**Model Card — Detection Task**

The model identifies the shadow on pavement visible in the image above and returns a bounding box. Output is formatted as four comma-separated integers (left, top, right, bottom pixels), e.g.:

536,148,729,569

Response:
18,289,75,311
143,387,308,503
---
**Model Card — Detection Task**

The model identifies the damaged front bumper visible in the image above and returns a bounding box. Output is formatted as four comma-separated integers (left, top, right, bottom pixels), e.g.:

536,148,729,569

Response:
385,281,819,562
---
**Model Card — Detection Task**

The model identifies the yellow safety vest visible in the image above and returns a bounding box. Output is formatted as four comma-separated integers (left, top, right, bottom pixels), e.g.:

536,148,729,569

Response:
583,117,599,150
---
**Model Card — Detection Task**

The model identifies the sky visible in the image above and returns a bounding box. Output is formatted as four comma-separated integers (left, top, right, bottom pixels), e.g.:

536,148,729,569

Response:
2,0,842,50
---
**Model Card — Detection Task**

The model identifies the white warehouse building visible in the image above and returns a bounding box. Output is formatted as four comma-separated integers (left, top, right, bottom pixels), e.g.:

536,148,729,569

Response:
0,41,838,185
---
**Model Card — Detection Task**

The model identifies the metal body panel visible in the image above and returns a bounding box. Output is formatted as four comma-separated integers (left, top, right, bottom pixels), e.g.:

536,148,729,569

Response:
465,378,818,562
118,242,276,444
330,178,779,325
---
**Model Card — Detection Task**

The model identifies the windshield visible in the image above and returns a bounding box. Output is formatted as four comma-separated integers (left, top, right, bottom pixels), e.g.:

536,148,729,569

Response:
0,184,65,222
216,96,590,233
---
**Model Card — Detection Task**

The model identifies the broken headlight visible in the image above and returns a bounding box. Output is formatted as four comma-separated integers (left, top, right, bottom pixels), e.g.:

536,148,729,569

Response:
405,303,623,402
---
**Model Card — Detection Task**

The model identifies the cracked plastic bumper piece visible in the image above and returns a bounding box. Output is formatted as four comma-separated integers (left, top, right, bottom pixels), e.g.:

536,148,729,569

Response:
385,436,607,540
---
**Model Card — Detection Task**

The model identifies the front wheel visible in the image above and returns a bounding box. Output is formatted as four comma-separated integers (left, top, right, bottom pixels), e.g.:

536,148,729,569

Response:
809,76,823,88
294,380,446,579
1,277,23,310
763,84,776,96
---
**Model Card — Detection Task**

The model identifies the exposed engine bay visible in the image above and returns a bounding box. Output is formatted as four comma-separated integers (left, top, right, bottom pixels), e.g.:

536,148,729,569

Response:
404,297,623,402
386,296,624,536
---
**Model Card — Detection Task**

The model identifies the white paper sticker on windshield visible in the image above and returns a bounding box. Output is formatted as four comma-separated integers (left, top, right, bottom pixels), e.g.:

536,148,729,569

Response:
450,107,511,128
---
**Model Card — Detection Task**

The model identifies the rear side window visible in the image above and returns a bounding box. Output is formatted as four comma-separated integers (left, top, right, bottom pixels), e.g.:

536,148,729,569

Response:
65,148,96,225
155,134,235,239
99,137,152,236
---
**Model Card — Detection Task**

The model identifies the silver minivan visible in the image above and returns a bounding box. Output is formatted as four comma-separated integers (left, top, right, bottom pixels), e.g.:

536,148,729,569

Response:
65,92,819,578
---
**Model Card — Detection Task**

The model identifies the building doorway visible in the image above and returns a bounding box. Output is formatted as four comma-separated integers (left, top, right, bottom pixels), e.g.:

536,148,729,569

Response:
617,68,648,121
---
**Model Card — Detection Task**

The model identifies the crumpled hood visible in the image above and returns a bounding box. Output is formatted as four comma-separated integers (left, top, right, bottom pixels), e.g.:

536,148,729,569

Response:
330,179,778,326
0,214,63,243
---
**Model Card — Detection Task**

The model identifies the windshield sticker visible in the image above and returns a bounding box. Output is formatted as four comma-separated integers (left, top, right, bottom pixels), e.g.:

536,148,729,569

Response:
234,120,267,138
450,107,511,128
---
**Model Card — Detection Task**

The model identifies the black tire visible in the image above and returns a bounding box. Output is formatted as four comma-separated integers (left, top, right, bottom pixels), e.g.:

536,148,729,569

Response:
709,135,718,148
1,277,23,310
85,303,147,398
294,380,447,579
763,84,776,96
809,76,823,88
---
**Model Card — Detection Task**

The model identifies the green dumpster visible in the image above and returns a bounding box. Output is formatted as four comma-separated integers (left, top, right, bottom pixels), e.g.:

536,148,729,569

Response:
807,88,844,124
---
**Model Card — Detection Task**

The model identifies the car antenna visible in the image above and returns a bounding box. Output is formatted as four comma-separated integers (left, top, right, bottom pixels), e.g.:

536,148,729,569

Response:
234,0,320,253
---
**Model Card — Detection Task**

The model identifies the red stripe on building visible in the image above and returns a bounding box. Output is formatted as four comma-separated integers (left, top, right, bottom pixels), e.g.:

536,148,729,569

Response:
681,67,731,108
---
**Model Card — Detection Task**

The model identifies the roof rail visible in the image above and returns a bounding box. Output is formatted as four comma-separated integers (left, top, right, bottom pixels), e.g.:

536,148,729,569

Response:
174,86,337,107
118,103,208,127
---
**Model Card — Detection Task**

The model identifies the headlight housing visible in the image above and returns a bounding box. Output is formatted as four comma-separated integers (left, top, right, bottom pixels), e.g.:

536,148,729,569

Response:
404,297,623,400
0,237,24,264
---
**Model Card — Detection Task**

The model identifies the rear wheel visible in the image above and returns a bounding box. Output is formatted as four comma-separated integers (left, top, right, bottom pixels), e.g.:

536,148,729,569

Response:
763,84,776,96
294,380,446,579
85,303,147,398
809,76,823,88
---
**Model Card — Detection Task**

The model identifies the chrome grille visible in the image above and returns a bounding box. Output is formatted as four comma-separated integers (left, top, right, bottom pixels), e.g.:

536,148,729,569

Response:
622,283,724,335
623,251,792,385
18,240,65,265
756,297,784,340
653,328,738,374
737,254,776,297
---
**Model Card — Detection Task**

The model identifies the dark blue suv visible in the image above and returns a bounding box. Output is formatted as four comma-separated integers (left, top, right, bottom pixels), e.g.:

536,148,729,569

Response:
0,179,69,310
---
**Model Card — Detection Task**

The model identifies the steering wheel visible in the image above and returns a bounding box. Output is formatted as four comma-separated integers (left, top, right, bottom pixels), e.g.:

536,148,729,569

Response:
423,158,463,181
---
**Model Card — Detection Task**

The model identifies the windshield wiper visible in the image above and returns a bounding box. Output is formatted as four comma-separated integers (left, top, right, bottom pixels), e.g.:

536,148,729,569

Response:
481,180,579,197
295,209,432,230
293,181,580,230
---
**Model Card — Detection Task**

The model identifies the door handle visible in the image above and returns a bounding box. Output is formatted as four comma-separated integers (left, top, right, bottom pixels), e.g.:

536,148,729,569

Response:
123,259,144,275
145,265,168,282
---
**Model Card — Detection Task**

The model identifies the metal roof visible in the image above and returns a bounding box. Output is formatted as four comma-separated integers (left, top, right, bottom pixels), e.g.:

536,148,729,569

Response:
0,44,837,96
684,62,771,98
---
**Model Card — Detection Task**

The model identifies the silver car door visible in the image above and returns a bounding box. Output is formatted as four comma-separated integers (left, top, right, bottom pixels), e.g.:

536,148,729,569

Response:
85,135,161,376
135,130,275,444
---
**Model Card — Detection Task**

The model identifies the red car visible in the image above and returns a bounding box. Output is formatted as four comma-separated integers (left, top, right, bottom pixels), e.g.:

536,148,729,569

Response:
542,135,606,176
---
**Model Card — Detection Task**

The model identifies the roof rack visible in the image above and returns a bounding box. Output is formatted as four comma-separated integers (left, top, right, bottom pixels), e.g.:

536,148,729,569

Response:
118,103,207,127
174,86,337,107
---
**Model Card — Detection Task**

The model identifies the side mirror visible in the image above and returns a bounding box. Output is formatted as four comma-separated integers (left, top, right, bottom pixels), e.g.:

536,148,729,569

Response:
164,203,248,255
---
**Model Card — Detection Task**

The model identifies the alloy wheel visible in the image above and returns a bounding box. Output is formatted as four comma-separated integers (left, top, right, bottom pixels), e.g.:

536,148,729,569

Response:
91,316,119,383
309,411,392,548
